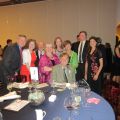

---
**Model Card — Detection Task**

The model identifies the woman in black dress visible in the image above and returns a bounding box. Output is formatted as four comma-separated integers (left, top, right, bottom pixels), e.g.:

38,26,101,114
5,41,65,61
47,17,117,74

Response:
85,36,103,95
112,42,120,83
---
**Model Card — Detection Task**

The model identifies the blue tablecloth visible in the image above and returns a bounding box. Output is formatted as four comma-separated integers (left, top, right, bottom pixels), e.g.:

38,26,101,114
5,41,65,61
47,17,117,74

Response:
0,87,115,120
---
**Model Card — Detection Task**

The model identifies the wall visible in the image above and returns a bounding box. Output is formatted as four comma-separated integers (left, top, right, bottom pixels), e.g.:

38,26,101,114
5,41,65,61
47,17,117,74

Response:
0,0,117,48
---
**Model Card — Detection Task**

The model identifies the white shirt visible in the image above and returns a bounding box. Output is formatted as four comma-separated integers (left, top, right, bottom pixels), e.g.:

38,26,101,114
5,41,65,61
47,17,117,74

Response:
78,40,86,63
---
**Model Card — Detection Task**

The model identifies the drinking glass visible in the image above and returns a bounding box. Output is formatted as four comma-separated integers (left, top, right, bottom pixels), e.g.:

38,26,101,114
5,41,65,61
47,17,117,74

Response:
50,80,56,95
64,96,80,120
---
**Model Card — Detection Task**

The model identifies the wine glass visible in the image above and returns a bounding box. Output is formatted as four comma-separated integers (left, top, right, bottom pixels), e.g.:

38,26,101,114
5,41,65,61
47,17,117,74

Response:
7,75,14,92
64,96,80,120
83,85,91,107
50,80,56,95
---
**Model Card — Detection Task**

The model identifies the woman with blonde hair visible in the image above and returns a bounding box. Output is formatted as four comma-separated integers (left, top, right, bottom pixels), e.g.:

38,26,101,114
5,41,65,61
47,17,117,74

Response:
39,43,60,83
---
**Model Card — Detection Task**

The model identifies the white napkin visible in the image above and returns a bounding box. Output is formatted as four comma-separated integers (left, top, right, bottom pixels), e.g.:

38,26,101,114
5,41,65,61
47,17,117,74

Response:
13,82,29,89
4,99,29,111
0,91,21,102
48,95,57,102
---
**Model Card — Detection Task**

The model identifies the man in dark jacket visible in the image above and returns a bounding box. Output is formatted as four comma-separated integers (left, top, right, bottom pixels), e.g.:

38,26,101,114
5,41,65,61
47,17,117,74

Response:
0,35,27,84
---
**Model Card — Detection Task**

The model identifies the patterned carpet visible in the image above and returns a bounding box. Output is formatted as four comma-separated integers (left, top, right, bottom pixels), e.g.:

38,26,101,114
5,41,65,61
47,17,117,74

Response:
102,78,120,120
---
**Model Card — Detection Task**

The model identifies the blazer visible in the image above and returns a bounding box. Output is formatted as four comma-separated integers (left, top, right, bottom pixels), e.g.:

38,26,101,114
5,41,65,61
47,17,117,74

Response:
52,64,75,83
35,49,44,67
0,43,21,83
72,41,89,63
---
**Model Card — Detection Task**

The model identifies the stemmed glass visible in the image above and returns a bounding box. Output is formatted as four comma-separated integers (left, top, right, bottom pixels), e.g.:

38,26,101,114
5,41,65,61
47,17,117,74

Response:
7,75,15,92
64,96,80,120
50,80,56,95
77,79,91,107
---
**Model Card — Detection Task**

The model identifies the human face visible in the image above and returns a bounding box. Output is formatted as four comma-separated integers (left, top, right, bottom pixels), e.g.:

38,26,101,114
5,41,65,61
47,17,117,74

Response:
65,44,71,51
45,44,53,53
38,42,44,50
60,55,69,66
56,39,62,48
90,39,97,48
79,32,86,41
17,36,27,48
29,41,35,51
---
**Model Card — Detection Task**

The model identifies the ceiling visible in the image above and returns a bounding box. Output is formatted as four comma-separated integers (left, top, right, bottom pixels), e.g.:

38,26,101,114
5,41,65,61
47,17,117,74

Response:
0,0,45,6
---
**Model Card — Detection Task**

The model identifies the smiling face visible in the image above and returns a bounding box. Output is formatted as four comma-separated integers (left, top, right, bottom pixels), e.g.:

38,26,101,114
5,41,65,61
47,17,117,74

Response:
60,54,69,66
64,43,71,51
29,41,35,50
45,44,53,53
79,32,87,41
56,38,62,47
17,35,27,48
90,38,97,48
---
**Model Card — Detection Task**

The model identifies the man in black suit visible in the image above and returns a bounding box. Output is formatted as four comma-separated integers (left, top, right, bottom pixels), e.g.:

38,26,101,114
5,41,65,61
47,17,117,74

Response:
0,35,27,84
35,41,45,67
72,31,89,81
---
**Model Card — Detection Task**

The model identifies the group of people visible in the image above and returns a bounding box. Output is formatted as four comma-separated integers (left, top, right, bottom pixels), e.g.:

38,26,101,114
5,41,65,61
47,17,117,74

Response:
0,31,120,95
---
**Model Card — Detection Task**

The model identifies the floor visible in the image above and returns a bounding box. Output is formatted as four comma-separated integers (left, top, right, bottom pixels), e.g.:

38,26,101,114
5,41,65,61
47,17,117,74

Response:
102,77,120,120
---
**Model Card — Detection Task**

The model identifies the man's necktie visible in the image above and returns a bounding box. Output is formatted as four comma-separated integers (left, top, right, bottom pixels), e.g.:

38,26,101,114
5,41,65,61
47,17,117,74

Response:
63,68,68,83
79,42,83,63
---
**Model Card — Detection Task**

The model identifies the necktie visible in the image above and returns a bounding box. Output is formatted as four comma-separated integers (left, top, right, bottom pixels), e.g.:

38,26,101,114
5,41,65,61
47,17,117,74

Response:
63,68,68,83
19,48,23,65
79,42,83,63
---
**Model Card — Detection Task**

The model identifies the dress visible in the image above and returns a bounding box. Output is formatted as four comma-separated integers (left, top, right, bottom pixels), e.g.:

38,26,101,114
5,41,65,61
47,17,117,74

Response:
86,49,103,95
113,47,120,76
20,51,36,82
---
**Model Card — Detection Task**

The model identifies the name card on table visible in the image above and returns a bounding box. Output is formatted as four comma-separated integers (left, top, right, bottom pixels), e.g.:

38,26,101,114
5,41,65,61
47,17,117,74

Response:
30,67,39,81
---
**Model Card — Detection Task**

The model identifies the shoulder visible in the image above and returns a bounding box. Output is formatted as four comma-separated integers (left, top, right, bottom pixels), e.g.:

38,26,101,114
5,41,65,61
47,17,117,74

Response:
53,64,60,69
71,51,77,56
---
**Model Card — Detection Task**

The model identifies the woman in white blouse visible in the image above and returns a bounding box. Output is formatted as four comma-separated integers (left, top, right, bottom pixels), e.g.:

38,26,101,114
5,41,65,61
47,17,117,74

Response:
20,39,37,82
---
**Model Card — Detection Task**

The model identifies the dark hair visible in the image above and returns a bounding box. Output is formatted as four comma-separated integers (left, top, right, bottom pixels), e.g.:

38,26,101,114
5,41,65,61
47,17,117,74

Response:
89,36,98,43
54,36,63,49
79,31,87,37
63,40,72,47
6,39,12,44
88,36,98,53
23,39,37,50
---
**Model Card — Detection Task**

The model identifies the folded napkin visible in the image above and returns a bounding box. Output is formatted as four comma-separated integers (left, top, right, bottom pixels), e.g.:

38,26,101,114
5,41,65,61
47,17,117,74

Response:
4,99,29,111
36,83,49,89
13,82,29,89
87,98,100,104
48,95,57,102
0,91,21,102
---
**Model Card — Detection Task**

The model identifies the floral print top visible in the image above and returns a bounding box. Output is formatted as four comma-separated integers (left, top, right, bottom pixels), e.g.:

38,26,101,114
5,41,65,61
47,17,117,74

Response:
86,49,103,78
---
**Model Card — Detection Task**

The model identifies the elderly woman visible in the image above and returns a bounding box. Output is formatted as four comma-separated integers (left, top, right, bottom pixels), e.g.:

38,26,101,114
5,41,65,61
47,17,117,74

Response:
39,43,60,83
64,40,78,70
85,36,103,95
20,39,37,82
52,52,75,83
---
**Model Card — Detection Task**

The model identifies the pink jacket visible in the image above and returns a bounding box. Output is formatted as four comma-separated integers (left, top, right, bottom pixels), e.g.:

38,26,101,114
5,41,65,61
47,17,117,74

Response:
39,54,60,83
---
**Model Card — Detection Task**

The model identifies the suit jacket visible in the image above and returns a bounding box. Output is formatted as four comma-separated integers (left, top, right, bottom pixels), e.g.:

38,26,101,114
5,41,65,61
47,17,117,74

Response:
35,50,44,67
0,43,21,83
72,41,89,63
52,64,75,83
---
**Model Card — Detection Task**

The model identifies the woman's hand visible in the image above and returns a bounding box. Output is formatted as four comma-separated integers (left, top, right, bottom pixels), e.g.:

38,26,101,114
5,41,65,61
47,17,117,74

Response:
44,66,52,72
